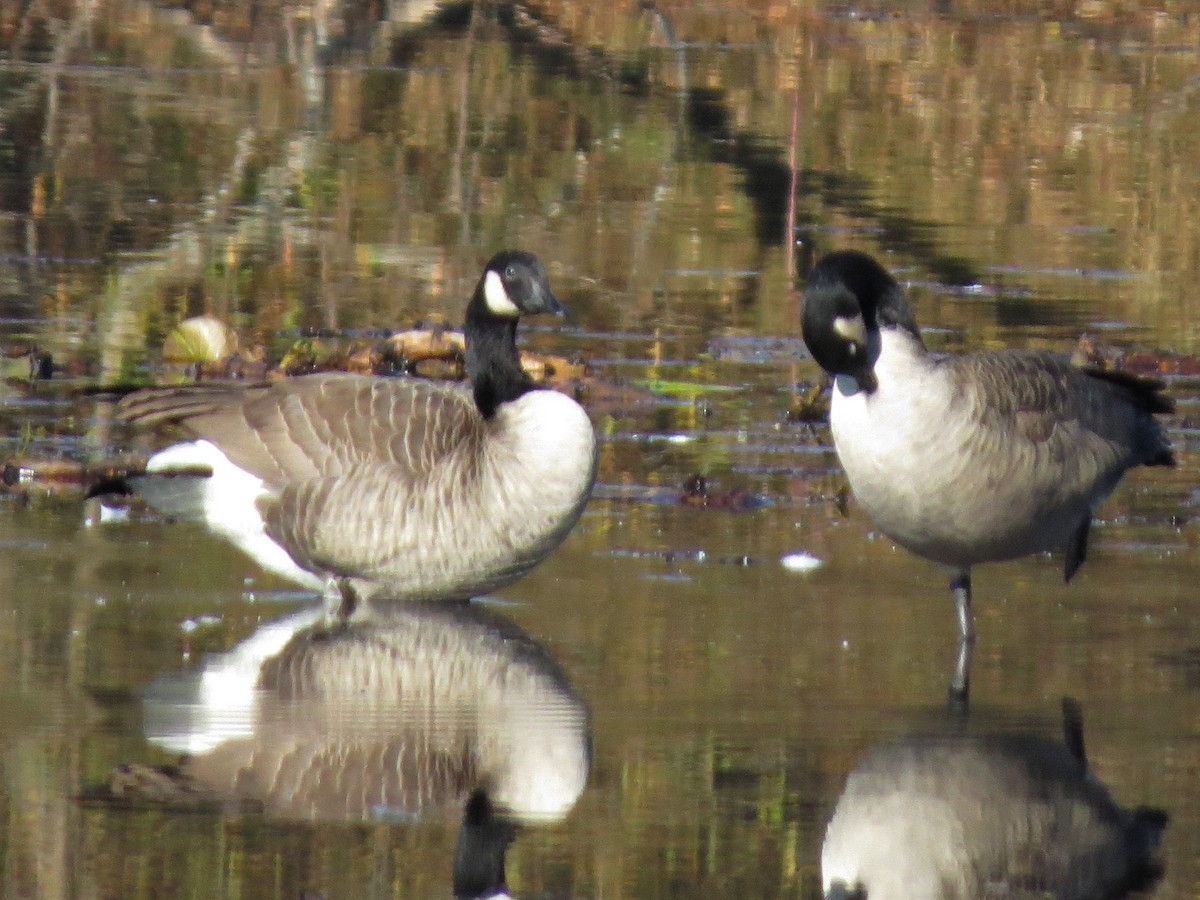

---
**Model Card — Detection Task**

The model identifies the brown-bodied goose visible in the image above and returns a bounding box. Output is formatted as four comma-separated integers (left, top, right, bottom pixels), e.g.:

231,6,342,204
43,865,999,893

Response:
118,251,597,617
115,601,590,899
800,250,1173,697
822,701,1167,899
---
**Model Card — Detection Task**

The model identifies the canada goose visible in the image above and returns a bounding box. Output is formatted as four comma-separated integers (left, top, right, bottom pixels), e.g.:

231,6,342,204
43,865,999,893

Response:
117,251,597,618
140,601,591,823
822,701,1167,899
800,250,1173,695
127,601,589,898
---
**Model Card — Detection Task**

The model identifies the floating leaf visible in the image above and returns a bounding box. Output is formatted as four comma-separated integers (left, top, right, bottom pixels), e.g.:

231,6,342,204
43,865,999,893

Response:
631,378,742,398
163,315,238,364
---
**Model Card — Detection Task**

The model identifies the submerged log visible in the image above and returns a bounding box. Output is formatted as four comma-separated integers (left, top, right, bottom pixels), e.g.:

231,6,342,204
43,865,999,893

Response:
1,456,149,499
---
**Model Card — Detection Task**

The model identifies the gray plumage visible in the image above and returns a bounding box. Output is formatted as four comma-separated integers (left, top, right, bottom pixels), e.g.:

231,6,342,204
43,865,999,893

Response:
117,251,597,612
800,251,1173,677
854,346,1174,575
822,704,1167,900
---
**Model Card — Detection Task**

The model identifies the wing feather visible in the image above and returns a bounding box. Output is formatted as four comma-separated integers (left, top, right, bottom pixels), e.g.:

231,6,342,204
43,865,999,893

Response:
944,350,1173,487
118,374,484,491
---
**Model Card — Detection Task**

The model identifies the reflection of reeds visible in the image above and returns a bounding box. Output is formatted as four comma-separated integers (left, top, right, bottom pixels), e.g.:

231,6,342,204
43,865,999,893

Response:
41,4,1200,356
0,5,1197,892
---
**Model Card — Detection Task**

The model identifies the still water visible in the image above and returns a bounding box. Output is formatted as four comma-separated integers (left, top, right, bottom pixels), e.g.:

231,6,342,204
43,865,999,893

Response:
1,1,1198,897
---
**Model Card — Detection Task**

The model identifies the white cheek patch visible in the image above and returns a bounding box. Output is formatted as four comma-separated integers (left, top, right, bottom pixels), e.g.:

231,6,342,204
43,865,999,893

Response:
484,270,521,317
832,313,866,346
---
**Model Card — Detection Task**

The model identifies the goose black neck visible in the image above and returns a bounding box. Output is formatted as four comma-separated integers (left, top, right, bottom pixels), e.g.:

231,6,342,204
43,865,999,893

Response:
453,790,515,899
465,288,535,420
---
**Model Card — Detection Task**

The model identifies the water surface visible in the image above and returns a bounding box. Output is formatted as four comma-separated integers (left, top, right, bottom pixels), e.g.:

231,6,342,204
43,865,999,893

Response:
1,1,1198,897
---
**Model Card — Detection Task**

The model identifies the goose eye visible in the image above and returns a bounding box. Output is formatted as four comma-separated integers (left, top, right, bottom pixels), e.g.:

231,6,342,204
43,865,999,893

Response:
504,265,517,279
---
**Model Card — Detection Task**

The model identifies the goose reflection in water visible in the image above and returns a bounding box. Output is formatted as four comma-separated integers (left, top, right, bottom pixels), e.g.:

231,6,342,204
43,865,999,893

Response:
822,700,1166,900
115,600,590,899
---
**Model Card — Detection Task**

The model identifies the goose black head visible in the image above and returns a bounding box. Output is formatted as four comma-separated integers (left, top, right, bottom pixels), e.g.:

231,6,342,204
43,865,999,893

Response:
475,250,564,320
466,250,565,419
453,790,517,900
801,250,922,393
824,881,867,900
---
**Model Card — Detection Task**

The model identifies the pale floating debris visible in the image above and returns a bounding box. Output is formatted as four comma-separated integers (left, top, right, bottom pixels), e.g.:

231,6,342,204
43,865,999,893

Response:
642,572,693,583
472,594,524,609
163,315,238,364
98,503,129,525
180,614,223,634
780,552,822,572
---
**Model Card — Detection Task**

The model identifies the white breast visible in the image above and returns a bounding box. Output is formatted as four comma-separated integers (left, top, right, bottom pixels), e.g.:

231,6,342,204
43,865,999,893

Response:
828,331,1087,567
830,330,960,548
490,390,596,491
331,388,597,603
484,389,597,553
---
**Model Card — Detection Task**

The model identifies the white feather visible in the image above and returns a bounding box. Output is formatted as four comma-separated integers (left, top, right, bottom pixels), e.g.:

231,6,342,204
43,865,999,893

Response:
143,440,325,591
145,608,322,754
483,269,520,317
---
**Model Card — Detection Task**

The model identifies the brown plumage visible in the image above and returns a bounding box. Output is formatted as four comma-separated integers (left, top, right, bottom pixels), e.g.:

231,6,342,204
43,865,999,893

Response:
136,602,590,823
116,252,597,615
120,376,484,485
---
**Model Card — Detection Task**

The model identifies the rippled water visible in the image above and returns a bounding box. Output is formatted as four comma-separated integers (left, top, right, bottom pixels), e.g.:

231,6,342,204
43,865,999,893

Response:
1,2,1199,898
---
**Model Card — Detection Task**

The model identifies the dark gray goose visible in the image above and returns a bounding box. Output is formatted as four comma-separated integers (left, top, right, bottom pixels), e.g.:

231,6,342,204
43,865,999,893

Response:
117,251,597,617
119,601,590,899
822,701,1167,900
801,250,1173,694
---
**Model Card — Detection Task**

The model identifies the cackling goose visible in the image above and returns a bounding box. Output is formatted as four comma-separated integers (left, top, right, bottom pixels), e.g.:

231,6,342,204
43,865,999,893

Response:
801,250,1173,695
822,700,1167,900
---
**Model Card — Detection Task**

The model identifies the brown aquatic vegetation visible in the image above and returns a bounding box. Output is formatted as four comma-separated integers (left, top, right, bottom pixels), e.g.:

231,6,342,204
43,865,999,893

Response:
679,473,766,513
1073,333,1200,380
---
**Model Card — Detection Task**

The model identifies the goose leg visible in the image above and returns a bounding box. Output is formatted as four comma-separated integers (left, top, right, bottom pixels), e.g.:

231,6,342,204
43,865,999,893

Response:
1061,697,1087,767
948,637,973,714
949,570,975,644
1063,515,1091,583
947,569,974,711
322,579,358,626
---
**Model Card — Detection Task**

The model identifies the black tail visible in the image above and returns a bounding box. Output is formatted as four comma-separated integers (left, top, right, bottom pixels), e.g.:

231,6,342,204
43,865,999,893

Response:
1081,365,1174,415
1081,365,1175,467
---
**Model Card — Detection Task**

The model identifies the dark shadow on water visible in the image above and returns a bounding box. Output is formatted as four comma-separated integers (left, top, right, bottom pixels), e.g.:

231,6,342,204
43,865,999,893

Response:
684,86,981,288
367,1,987,287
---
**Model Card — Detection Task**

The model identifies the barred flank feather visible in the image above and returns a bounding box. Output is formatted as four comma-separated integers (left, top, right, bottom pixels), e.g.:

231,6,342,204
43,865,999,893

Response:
117,252,598,610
